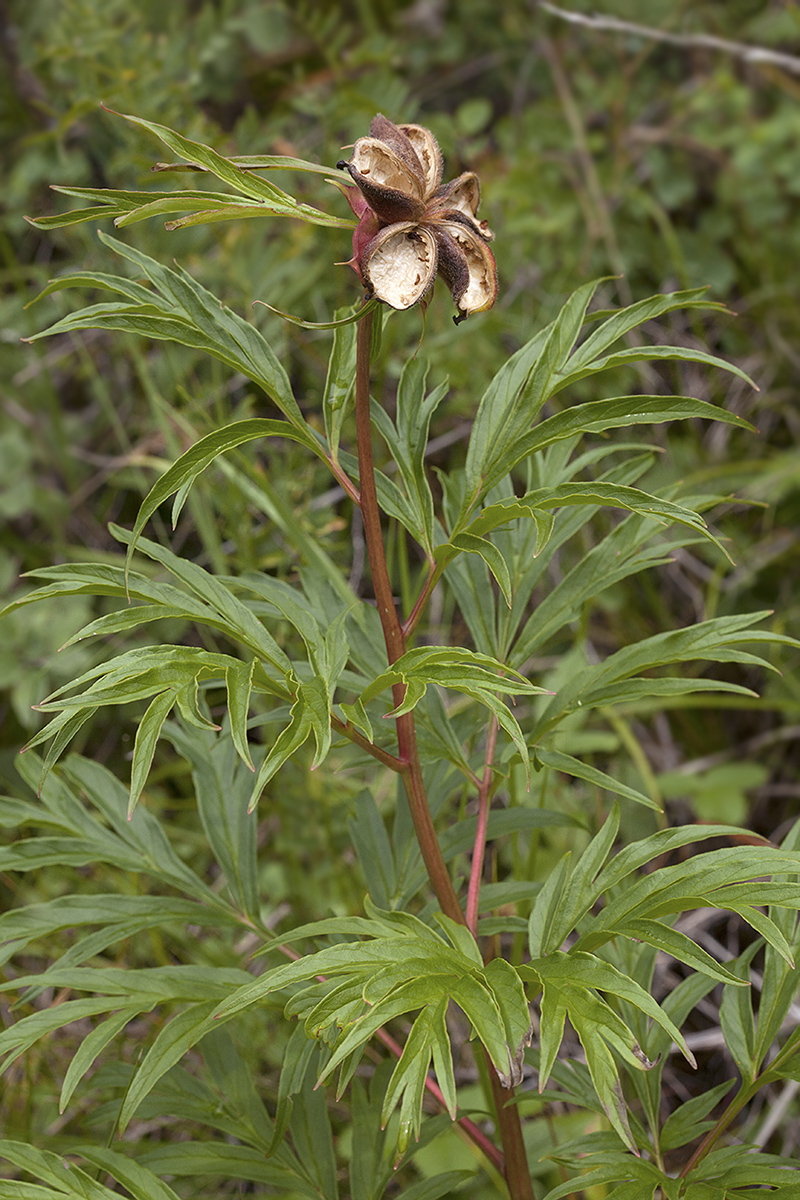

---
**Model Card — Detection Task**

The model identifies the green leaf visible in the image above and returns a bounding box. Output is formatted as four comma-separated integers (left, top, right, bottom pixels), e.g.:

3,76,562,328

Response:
139,419,324,548
54,1007,137,1111
110,526,292,677
164,723,260,919
62,754,220,901
109,109,350,229
502,395,753,487
543,807,621,955
289,1069,339,1200
688,1154,800,1189
580,845,800,958
1,964,248,1002
532,611,788,738
753,821,800,1066
436,533,513,607
428,999,458,1121
70,1147,183,1200
27,203,130,228
594,824,770,895
118,1001,220,1131
433,913,483,967
26,643,267,794
132,1143,318,1194
372,358,448,554
458,481,727,560
348,792,396,909
163,203,285,230
350,1076,384,1200
534,747,659,811
225,660,256,770
558,990,640,1149
247,676,331,811
322,308,357,461
566,287,728,368
524,951,694,1067
267,1021,317,1156
339,697,374,743
258,296,380,329
358,645,550,780
0,997,129,1073
536,976,568,1092
381,1002,443,1152
719,943,760,1080
26,269,164,308
129,691,180,815
318,978,446,1085
659,1080,735,1153
464,278,603,507
23,708,96,795
528,852,571,958
554,343,756,394
450,972,511,1076
229,152,348,177
29,231,306,428
510,507,706,665
483,957,533,1087
606,918,746,985
114,195,263,226
0,1141,181,1200
0,895,223,968
397,1171,475,1200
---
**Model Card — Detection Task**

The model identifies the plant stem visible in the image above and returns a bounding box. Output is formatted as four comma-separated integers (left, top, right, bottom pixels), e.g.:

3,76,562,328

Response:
679,1080,757,1177
486,1060,535,1200
354,307,461,924
354,305,534,1200
679,1025,800,1176
355,307,405,668
330,711,406,772
403,561,444,640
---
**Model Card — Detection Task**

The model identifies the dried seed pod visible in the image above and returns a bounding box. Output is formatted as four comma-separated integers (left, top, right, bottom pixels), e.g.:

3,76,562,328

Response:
337,114,497,321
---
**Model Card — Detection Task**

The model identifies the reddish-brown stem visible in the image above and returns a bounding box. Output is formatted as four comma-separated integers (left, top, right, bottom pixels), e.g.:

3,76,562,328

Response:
486,1058,535,1200
330,712,405,772
354,307,405,667
466,715,499,936
327,455,362,507
402,561,441,641
354,305,534,1200
355,308,462,925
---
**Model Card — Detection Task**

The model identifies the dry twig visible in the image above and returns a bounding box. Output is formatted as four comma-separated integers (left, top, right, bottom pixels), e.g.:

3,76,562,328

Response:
538,2,800,76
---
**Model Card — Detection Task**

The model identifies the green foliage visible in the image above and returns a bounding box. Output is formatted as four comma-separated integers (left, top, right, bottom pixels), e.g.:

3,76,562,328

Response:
5,219,800,1191
3,18,800,1195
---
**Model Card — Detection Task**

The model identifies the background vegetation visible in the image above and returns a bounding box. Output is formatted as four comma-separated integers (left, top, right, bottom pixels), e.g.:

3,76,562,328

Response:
1,0,799,1194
